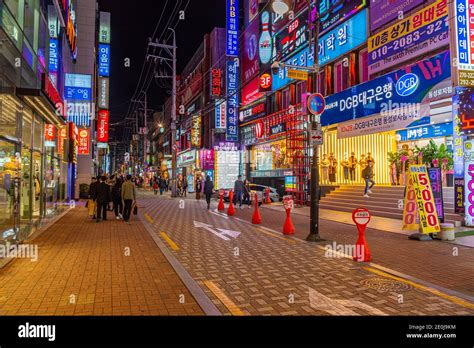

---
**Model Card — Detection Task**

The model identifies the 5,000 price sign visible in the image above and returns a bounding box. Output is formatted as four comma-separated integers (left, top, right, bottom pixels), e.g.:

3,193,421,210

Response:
409,165,441,234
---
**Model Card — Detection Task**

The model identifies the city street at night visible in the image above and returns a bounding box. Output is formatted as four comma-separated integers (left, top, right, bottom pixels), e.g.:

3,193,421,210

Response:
0,0,473,345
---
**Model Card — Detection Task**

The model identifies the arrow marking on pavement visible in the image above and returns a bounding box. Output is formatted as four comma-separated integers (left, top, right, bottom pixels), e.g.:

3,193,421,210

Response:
194,221,240,241
308,286,387,316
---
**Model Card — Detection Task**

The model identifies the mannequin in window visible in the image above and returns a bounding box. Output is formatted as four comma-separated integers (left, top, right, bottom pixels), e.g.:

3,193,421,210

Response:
321,154,330,183
348,152,357,181
328,153,337,183
341,155,350,182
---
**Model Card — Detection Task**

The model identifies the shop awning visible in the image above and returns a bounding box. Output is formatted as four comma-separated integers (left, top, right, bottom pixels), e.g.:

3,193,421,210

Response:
15,89,65,126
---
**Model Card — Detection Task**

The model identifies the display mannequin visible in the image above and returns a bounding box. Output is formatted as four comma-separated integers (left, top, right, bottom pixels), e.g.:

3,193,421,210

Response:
390,161,397,186
359,154,367,180
348,152,357,181
328,153,337,183
321,154,330,183
341,155,350,182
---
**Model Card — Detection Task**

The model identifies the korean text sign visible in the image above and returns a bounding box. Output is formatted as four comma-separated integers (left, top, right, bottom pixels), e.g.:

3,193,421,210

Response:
272,45,314,91
409,165,441,234
368,0,449,75
402,174,419,231
226,0,239,56
321,51,451,126
318,9,368,66
226,60,239,141
78,128,90,155
97,110,109,143
98,44,110,77
370,0,424,31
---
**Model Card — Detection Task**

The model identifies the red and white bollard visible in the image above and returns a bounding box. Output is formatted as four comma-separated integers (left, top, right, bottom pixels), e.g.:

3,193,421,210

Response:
352,208,372,262
252,192,261,224
282,195,295,235
217,189,225,211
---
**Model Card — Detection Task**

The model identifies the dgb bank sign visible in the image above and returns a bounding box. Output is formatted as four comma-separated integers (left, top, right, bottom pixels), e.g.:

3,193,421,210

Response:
321,51,451,126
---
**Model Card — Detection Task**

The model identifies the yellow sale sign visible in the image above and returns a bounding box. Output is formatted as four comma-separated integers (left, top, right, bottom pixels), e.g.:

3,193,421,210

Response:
409,165,441,234
402,175,419,231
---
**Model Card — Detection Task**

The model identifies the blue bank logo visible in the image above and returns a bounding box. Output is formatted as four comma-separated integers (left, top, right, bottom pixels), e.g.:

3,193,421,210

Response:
396,73,419,97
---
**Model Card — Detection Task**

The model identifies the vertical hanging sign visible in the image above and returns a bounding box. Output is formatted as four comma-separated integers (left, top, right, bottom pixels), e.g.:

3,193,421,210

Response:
226,60,239,142
226,0,239,56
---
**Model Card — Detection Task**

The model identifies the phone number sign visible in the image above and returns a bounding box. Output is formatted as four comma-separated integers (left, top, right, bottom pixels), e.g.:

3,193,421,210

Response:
368,0,448,75
409,165,441,234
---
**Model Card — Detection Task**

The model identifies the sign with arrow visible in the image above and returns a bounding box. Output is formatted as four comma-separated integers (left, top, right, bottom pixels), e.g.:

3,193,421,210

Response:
194,221,241,241
309,129,323,146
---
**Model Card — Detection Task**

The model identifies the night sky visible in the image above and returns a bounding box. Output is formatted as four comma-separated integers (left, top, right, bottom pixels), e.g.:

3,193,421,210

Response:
97,0,226,140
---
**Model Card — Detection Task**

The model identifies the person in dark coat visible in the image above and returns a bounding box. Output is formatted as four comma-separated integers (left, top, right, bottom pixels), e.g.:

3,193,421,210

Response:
94,175,111,222
233,175,244,208
243,179,251,208
204,175,214,210
111,178,123,220
88,177,98,219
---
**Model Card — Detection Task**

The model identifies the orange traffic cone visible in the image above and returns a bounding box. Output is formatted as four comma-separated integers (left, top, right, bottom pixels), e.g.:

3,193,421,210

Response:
218,193,225,211
265,187,271,204
283,207,295,235
227,190,235,216
252,193,261,224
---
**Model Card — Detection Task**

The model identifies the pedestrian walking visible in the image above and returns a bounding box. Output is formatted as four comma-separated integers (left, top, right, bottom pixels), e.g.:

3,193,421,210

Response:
159,177,165,195
153,180,159,195
233,175,244,208
363,160,375,198
88,177,98,219
195,175,202,200
243,179,251,208
183,176,188,197
204,175,214,210
112,178,124,220
94,175,111,222
121,174,136,222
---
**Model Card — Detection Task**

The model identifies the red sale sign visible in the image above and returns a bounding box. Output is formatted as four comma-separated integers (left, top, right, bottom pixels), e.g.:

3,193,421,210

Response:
97,110,109,142
44,124,56,141
78,128,90,155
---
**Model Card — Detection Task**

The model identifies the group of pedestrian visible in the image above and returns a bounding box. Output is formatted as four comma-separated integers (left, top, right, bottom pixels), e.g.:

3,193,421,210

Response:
151,176,169,195
88,174,136,222
233,175,252,209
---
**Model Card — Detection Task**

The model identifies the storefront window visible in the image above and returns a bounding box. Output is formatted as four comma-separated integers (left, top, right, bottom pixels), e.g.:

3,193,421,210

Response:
44,150,55,216
253,140,290,171
19,147,31,239
0,95,20,138
0,140,19,242
22,106,33,148
31,151,42,219
33,114,43,150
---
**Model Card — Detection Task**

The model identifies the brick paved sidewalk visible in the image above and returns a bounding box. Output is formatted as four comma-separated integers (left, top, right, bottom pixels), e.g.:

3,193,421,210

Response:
0,204,203,316
140,196,474,316
231,203,474,298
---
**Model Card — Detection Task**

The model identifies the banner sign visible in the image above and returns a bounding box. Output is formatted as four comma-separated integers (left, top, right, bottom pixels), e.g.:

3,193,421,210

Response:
58,126,66,157
370,0,425,31
215,100,227,129
191,115,201,148
428,167,444,222
226,60,239,141
99,12,111,44
48,38,59,86
402,174,419,230
44,124,56,142
396,122,452,141
242,76,264,105
78,128,90,155
368,0,448,76
98,44,110,77
453,91,465,213
226,0,239,56
454,0,474,86
269,122,287,136
464,140,474,226
272,45,314,91
97,110,109,143
211,68,222,97
322,51,451,127
318,9,368,66
319,0,367,34
409,165,441,234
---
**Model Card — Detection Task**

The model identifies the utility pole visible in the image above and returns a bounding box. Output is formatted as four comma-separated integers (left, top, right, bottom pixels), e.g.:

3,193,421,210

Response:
148,28,177,197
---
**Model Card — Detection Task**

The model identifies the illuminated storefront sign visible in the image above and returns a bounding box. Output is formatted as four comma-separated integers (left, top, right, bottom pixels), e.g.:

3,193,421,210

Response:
322,51,451,126
98,44,110,77
319,0,367,34
243,17,259,84
48,38,59,86
368,0,448,76
98,77,110,109
64,73,92,126
226,60,239,141
41,74,64,117
44,124,56,147
272,45,314,91
453,90,465,214
78,128,90,155
269,122,286,136
97,110,109,143
199,149,215,170
396,123,452,142
58,126,67,157
99,12,111,44
464,140,474,226
259,72,272,92
275,8,308,62
215,149,240,189
177,149,196,167
211,68,222,97
59,0,77,60
370,0,424,31
242,76,264,105
215,99,227,129
454,0,474,86
259,9,273,67
226,0,239,56
318,9,367,66
191,115,201,148
239,101,266,123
